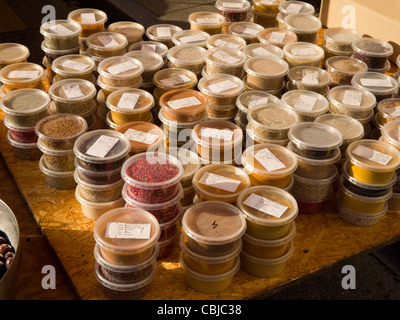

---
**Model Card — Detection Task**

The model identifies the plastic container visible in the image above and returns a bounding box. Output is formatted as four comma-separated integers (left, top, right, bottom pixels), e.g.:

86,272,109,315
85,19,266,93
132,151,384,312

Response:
40,19,81,50
106,88,154,125
243,43,284,60
6,131,42,161
123,51,163,85
216,0,251,23
283,13,321,43
257,27,298,49
39,156,76,189
286,66,332,95
3,116,37,144
325,56,368,86
107,21,145,46
241,143,298,188
188,12,225,35
288,122,343,160
0,43,30,69
97,74,143,99
128,41,169,65
283,42,324,68
181,201,246,256
93,207,160,266
171,29,210,48
204,47,247,77
153,68,198,96
228,21,265,44
51,54,95,81
67,8,107,37
351,38,393,70
191,119,243,163
167,44,206,75
253,0,283,14
86,32,128,58
41,41,81,65
278,1,315,18
244,56,288,91
240,239,293,278
0,62,44,91
323,27,362,54
388,192,400,210
252,6,279,28
157,228,179,259
206,35,245,52
351,72,399,102
145,24,183,48
38,139,75,172
381,120,400,152
376,98,400,126
346,139,400,185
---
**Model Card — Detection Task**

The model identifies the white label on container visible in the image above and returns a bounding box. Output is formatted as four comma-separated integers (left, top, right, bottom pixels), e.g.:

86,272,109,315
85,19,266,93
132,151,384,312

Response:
352,145,393,166
201,127,234,141
387,107,400,118
212,51,241,64
62,83,84,98
286,3,303,14
359,78,393,88
214,39,240,49
117,93,140,110
124,128,159,144
302,70,319,85
107,61,138,75
8,71,39,79
167,96,202,110
159,74,191,86
294,94,317,111
222,2,244,8
141,44,157,52
49,24,74,35
105,222,151,239
342,90,362,106
248,95,268,109
269,32,286,43
156,27,171,38
61,59,90,71
291,46,317,56
243,193,288,218
251,47,277,57
261,0,275,5
243,27,260,36
199,172,241,192
86,135,119,158
196,18,220,24
208,79,238,93
180,34,206,43
81,13,96,24
97,35,120,48
253,148,286,172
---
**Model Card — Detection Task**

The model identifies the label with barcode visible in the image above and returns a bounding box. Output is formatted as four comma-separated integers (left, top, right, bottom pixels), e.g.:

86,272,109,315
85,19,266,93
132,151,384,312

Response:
61,60,90,71
98,35,120,48
342,90,362,106
252,47,277,57
117,93,140,110
8,71,39,79
62,83,84,99
212,51,241,64
49,24,74,35
107,61,138,75
81,13,96,24
253,148,286,172
302,70,319,85
124,128,159,144
180,34,206,43
360,78,393,87
106,222,151,239
294,94,317,111
352,145,393,166
214,39,240,49
269,32,286,43
156,27,171,38
199,172,241,192
291,46,317,56
208,79,238,93
222,2,244,8
243,193,288,218
86,135,119,158
248,95,269,109
141,44,156,52
167,96,202,110
201,127,234,141
286,3,303,14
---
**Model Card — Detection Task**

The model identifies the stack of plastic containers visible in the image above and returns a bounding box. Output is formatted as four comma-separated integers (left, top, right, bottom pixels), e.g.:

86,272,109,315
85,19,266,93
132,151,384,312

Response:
287,122,343,214
93,207,160,300
206,33,247,51
215,0,251,34
227,21,264,44
167,44,207,78
277,1,315,25
121,152,184,259
1,89,50,161
128,41,169,69
285,66,332,96
180,201,246,293
188,12,225,35
51,54,96,84
237,186,297,278
282,42,324,68
351,38,393,73
107,21,145,47
337,139,400,226
243,43,285,60
145,24,183,49
158,88,208,148
0,43,30,72
73,130,130,219
35,113,88,190
203,47,247,78
251,0,282,28
257,27,298,49
283,13,321,43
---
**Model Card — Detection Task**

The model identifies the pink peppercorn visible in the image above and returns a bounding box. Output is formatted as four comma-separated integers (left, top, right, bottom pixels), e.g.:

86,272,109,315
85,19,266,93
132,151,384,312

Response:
8,129,38,144
295,198,328,215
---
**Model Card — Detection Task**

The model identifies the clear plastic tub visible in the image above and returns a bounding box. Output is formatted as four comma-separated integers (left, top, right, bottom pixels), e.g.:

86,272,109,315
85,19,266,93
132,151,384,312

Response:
171,30,210,47
253,0,283,14
191,119,243,163
283,13,321,43
325,56,368,86
181,201,246,256
167,44,206,75
67,8,107,37
106,88,154,125
381,120,400,151
206,33,247,50
204,47,247,77
74,158,123,185
51,54,96,81
346,139,400,185
0,88,50,127
0,43,30,69
93,207,161,266
351,38,393,70
278,1,315,18
145,24,183,48
281,90,329,122
97,74,143,99
252,6,279,28
243,43,284,60
376,98,400,127
6,130,41,161
197,74,244,106
241,143,297,188
288,122,343,159
0,62,44,91
41,41,81,65
323,27,362,54
38,139,75,172
153,68,198,96
86,32,128,58
244,56,288,91
3,116,37,144
39,156,76,189
215,0,251,23
107,21,145,46
123,51,163,84
128,41,169,65
188,12,225,35
282,42,324,68
245,127,289,147
257,27,298,49
240,240,294,278
40,19,81,50
205,104,238,119
228,21,265,44
97,56,144,87
286,66,332,94
193,164,250,203
327,85,376,118
351,72,399,102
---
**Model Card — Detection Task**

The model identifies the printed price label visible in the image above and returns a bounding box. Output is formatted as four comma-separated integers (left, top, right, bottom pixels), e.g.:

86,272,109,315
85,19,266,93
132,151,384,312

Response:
302,70,319,85
199,172,241,192
98,35,120,48
222,2,244,8
342,90,362,106
141,44,157,52
252,47,277,57
106,222,151,239
243,193,288,218
352,145,393,166
86,135,119,158
62,83,84,99
253,148,286,172
291,46,317,56
49,24,74,35
196,18,220,24
248,95,269,109
117,93,140,110
167,96,202,110
180,34,206,43
286,3,303,14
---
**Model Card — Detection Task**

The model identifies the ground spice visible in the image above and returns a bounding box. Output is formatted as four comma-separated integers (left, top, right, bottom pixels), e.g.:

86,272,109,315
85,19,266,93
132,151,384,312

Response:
100,262,154,285
42,152,75,172
326,57,368,85
206,104,237,118
79,182,124,203
168,45,206,75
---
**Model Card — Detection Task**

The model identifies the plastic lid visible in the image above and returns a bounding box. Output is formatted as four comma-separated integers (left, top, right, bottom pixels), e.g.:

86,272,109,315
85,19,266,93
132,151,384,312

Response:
241,143,298,178
287,66,332,88
182,201,246,245
121,151,184,190
3,115,36,132
215,0,251,11
106,88,154,114
171,30,210,46
287,141,341,165
247,103,299,131
98,56,144,80
197,74,244,97
352,72,399,95
0,43,30,65
315,114,364,142
51,54,96,76
1,88,50,115
381,120,400,149
86,32,128,51
93,207,160,255
283,13,321,34
206,33,247,50
346,139,400,172
158,108,207,130
67,8,108,25
167,44,206,65
281,90,329,116
123,51,164,72
288,122,343,151
0,62,44,86
323,27,362,46
228,21,264,39
327,85,377,112
378,98,400,120
237,185,298,226
188,12,225,27
40,19,81,38
236,91,282,113
325,56,368,76
245,56,288,81
48,78,97,102
107,21,145,40
279,1,315,15
116,121,164,151
204,46,247,68
145,24,183,40
257,28,298,47
153,68,198,91
351,38,393,58
73,129,130,164
243,43,284,59
283,41,324,61
128,41,169,58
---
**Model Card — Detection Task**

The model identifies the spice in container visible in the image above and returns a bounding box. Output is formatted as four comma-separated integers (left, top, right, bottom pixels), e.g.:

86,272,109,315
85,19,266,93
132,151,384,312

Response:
325,56,368,86
243,43,284,60
171,30,210,47
74,158,124,185
253,0,283,14
351,38,393,70
3,116,38,144
283,13,321,43
286,66,331,95
128,41,169,66
204,47,247,78
67,8,107,37
252,5,280,29
145,24,183,48
38,156,76,189
206,33,247,51
167,44,206,75
228,21,265,44
0,43,30,69
257,27,298,49
41,41,81,65
97,56,144,87
282,42,324,68
38,139,75,172
97,75,143,101
381,120,400,152
278,1,315,18
281,90,329,122
153,68,198,96
123,51,163,85
40,19,81,50
166,147,201,189
107,21,145,46
188,12,225,35
323,27,362,54
215,0,251,23
51,54,96,82
6,131,42,161
0,62,45,91
86,32,128,58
